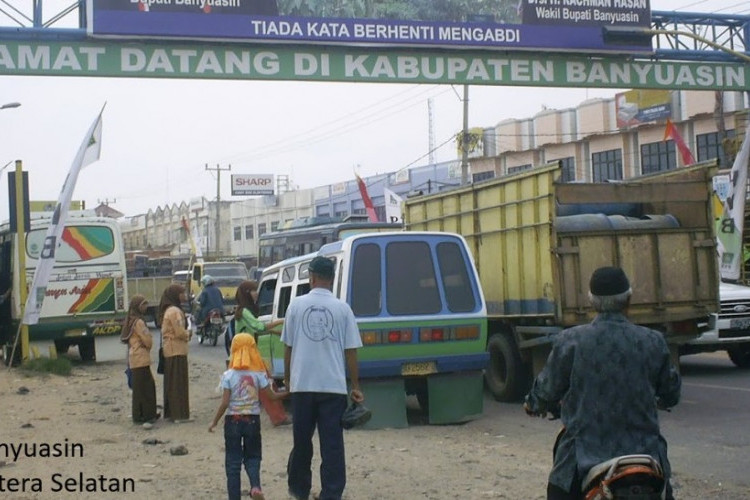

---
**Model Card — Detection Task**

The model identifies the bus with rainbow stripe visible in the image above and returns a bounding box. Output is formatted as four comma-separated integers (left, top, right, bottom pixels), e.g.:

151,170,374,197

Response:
0,212,128,362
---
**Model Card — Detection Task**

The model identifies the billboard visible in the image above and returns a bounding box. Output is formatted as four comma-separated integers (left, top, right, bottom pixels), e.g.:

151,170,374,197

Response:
1,41,747,91
87,0,652,54
615,89,672,128
231,174,274,196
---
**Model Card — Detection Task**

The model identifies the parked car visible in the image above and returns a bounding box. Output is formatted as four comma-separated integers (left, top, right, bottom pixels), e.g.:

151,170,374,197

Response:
682,281,750,367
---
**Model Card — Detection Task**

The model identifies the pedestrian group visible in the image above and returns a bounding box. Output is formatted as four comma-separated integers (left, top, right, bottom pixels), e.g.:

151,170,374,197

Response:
121,263,678,500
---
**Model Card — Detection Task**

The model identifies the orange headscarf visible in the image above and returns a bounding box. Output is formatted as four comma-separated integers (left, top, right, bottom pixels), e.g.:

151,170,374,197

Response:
229,333,266,371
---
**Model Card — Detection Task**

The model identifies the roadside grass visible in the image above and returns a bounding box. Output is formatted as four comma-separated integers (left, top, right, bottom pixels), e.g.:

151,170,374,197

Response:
20,357,73,376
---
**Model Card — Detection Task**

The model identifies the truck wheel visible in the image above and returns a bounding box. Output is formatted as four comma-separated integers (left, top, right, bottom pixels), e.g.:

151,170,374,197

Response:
485,333,528,402
78,338,96,362
727,343,750,368
53,339,70,355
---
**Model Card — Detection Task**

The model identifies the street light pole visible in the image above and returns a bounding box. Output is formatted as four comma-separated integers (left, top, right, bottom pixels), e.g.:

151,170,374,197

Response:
0,160,15,174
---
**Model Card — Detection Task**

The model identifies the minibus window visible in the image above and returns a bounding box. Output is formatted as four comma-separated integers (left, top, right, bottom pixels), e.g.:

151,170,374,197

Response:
436,241,476,312
257,278,277,316
386,241,441,315
278,286,293,318
351,243,381,316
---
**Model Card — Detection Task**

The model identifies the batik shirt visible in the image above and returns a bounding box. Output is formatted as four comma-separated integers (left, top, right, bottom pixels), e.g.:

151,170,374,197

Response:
527,312,681,492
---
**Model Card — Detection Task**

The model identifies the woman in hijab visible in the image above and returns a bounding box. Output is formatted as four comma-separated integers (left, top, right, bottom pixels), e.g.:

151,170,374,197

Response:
233,280,288,426
121,294,159,425
209,333,288,500
158,283,191,422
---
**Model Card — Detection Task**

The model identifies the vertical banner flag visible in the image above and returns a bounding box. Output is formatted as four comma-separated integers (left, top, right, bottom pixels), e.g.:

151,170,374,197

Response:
181,216,203,261
23,109,104,325
664,119,696,166
355,173,378,222
717,124,750,281
383,188,404,224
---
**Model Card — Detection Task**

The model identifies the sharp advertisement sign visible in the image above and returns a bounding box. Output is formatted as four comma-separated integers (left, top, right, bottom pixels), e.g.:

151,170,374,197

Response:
87,0,652,54
232,174,274,196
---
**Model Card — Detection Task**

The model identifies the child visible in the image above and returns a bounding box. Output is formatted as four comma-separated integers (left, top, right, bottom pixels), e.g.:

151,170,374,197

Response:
231,280,290,426
209,333,288,500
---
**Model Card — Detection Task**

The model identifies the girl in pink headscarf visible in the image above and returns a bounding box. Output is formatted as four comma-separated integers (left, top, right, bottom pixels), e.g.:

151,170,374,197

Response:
209,333,288,500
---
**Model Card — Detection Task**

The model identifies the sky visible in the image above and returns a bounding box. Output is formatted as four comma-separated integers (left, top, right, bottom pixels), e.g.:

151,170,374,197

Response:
0,0,748,222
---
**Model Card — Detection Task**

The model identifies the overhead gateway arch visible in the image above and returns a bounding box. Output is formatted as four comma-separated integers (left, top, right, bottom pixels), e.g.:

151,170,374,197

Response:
0,1,747,91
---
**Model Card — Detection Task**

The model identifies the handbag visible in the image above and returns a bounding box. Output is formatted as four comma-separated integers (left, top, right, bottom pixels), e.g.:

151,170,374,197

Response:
125,366,133,389
157,347,165,374
124,347,133,389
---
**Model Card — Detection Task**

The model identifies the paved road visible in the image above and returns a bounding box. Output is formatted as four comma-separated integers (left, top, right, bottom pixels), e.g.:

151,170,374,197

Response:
33,334,750,489
663,353,750,488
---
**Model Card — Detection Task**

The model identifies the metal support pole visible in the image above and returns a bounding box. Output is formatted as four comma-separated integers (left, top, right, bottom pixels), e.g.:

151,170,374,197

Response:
14,160,29,361
205,163,231,257
461,85,470,186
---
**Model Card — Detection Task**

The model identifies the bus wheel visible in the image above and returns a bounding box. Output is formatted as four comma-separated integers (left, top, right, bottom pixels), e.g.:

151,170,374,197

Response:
485,333,526,402
415,388,429,412
78,338,96,362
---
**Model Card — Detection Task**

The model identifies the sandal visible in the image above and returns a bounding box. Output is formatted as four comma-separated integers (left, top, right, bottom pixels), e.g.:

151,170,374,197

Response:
250,487,265,500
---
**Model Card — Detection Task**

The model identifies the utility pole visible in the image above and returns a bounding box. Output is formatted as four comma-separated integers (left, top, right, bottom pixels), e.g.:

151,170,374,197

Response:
205,163,231,258
461,85,470,186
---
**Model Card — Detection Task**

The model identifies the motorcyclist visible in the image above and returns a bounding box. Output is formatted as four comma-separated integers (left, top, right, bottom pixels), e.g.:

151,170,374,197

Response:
196,275,224,328
524,266,681,500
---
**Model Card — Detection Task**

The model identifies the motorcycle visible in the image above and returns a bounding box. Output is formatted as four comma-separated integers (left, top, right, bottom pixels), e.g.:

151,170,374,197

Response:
581,454,664,500
198,308,224,346
524,397,666,500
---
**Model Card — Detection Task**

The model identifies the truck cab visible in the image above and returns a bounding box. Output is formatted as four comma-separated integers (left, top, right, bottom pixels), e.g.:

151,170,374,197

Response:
189,261,249,315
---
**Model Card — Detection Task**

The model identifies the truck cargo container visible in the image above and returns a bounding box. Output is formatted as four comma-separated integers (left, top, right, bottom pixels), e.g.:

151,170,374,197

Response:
404,162,720,401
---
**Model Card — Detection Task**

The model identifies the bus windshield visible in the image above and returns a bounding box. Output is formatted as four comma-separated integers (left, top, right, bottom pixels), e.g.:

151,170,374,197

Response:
26,225,115,262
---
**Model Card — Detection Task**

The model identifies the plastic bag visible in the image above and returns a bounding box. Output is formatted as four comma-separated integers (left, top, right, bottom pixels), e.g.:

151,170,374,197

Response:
341,400,372,429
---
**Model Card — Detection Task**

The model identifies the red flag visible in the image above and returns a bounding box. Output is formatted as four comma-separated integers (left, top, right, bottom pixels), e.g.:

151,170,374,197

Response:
663,119,695,166
355,173,378,222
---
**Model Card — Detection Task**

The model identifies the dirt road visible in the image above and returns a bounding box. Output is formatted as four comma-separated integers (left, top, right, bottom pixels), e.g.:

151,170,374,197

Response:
1,357,747,499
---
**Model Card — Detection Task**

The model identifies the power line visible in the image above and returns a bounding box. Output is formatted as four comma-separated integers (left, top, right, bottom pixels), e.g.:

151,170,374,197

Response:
218,85,450,164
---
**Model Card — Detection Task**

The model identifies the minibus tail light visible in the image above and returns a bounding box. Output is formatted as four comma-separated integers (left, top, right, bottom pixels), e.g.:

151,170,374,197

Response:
455,325,480,340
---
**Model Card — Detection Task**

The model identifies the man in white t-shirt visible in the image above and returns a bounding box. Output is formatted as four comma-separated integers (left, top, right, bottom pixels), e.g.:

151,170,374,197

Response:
282,256,364,500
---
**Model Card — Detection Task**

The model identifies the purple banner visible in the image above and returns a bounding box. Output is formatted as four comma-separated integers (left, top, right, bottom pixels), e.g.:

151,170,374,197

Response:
88,0,652,54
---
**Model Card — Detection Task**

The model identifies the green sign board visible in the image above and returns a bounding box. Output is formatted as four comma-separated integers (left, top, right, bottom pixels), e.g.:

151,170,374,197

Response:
0,40,747,91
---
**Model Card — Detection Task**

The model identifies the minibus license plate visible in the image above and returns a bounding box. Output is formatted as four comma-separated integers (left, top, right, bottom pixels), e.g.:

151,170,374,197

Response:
401,361,437,376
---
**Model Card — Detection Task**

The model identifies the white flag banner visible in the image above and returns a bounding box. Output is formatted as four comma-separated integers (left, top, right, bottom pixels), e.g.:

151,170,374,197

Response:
383,187,404,224
23,110,104,325
192,219,204,262
717,124,750,281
